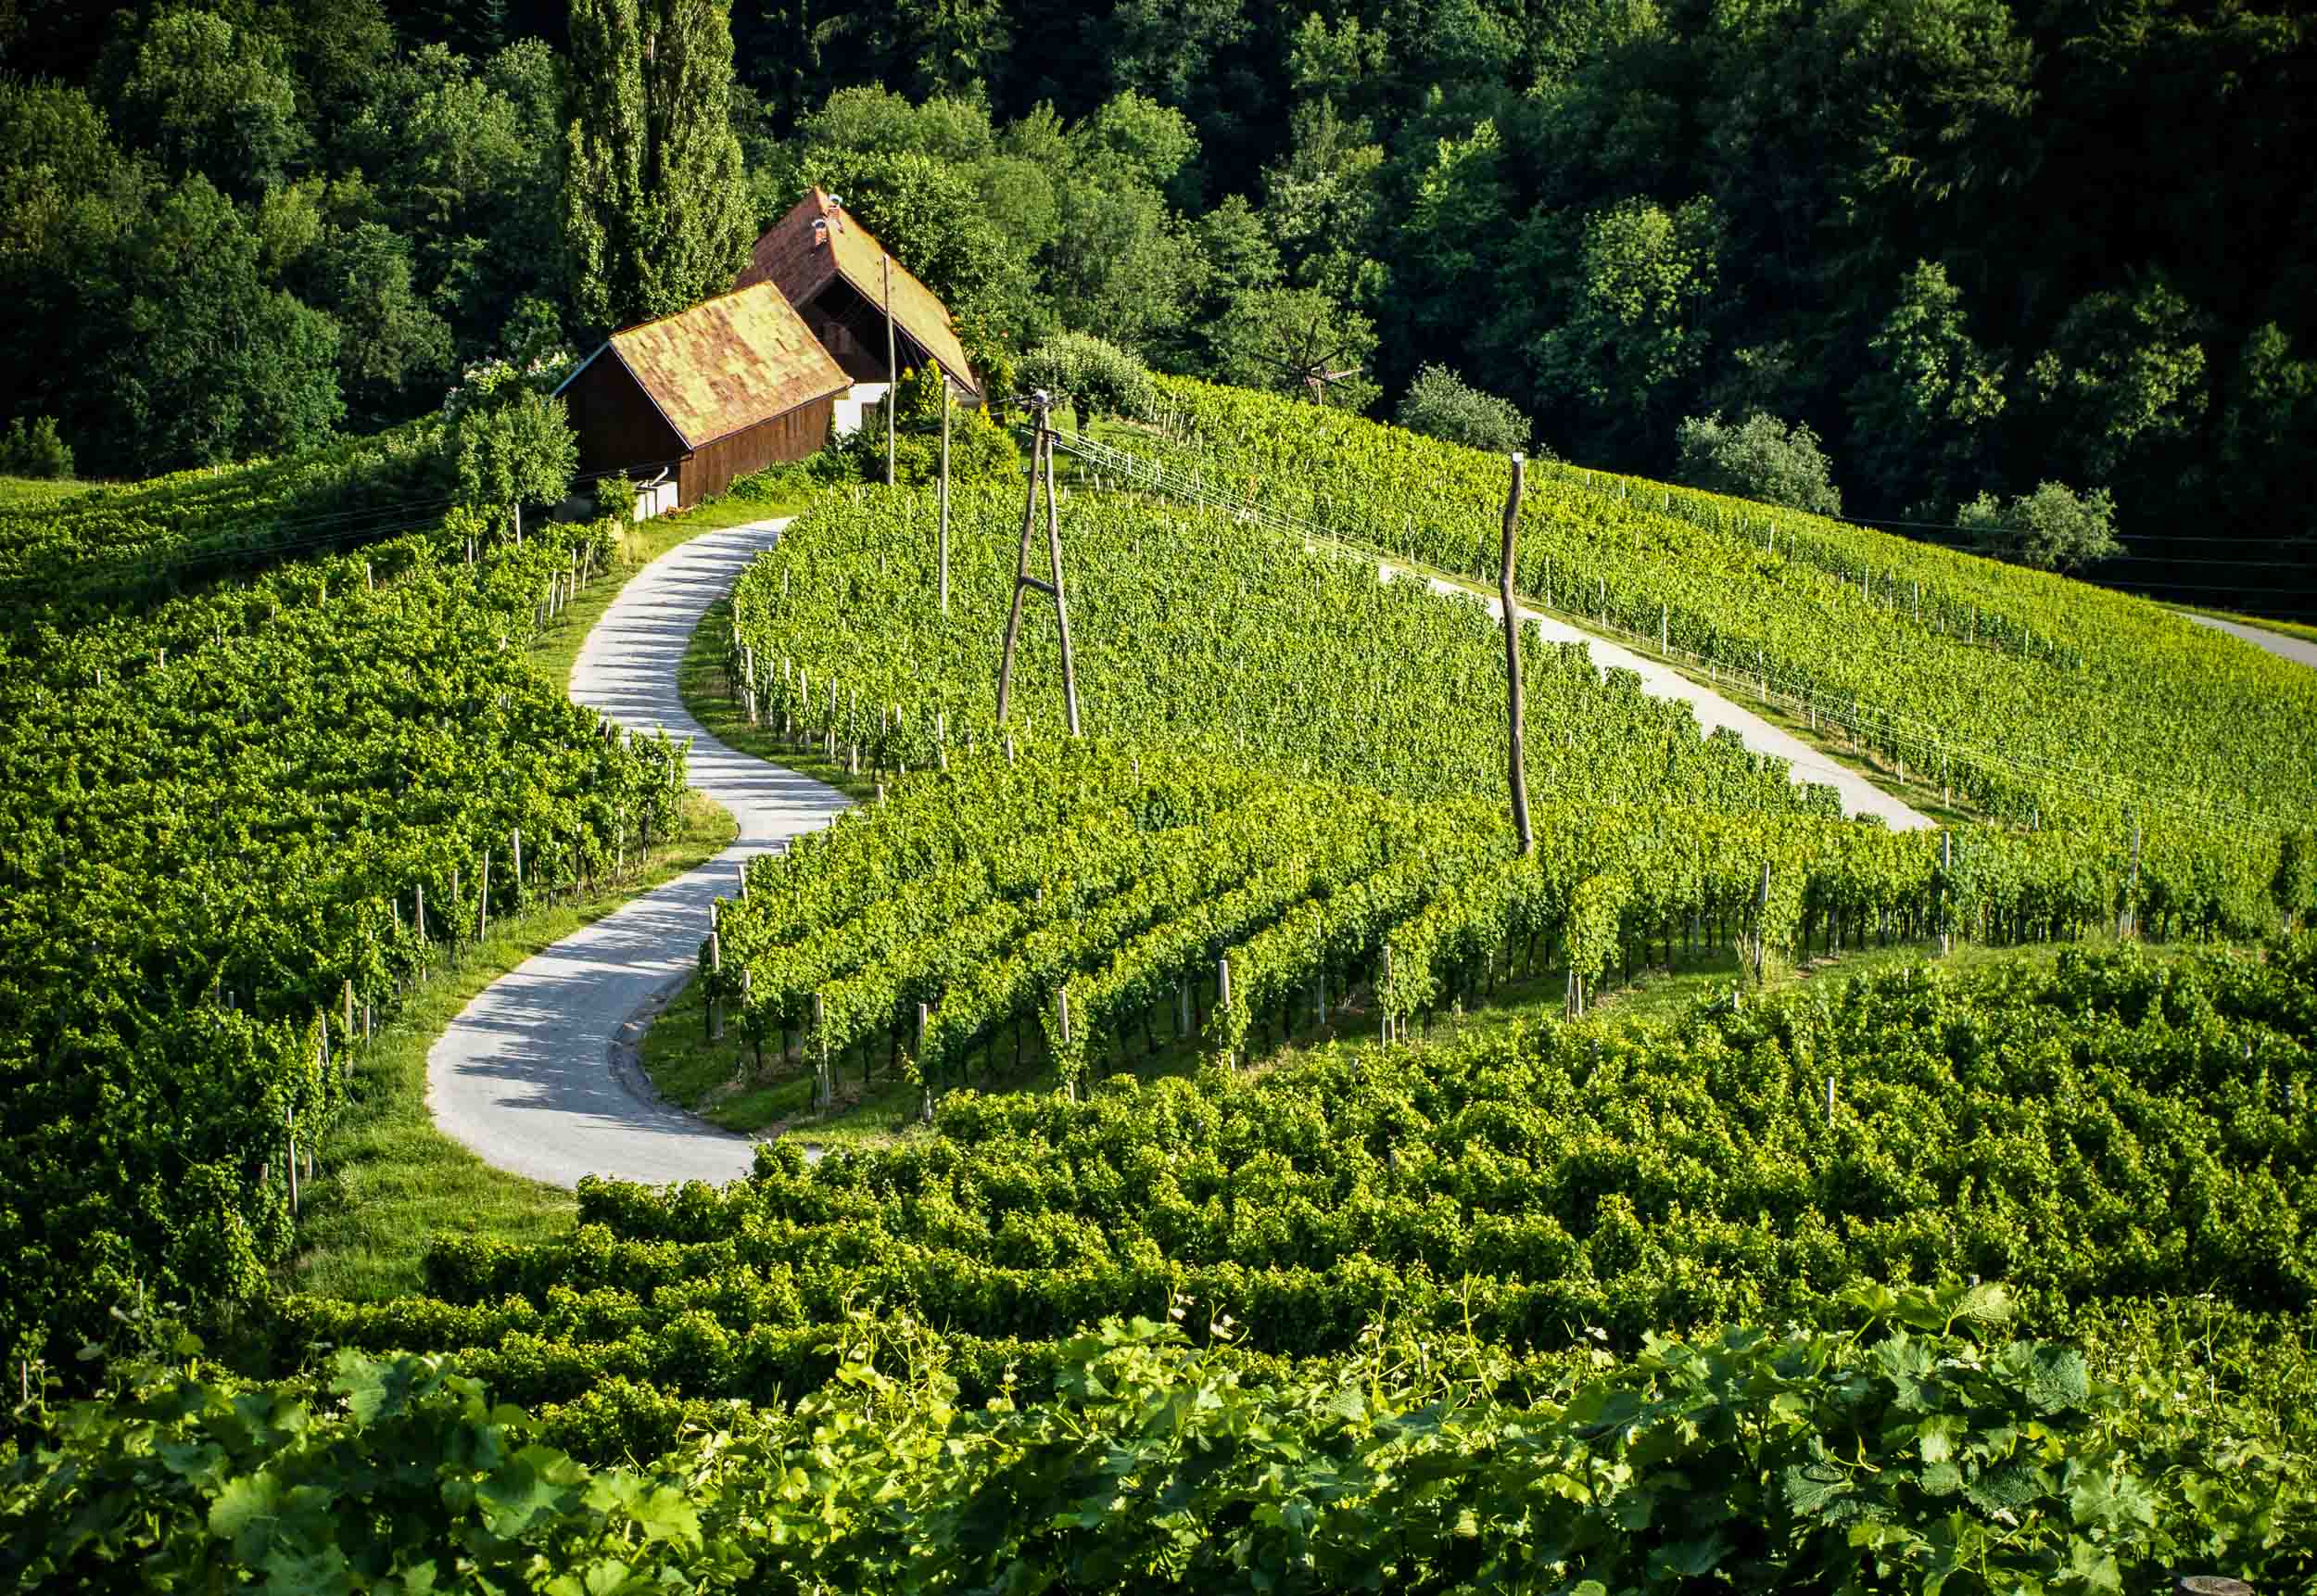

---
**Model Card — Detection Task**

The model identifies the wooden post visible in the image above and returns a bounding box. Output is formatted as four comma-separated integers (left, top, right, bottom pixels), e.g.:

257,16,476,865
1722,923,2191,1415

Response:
994,417,1044,725
813,993,828,1109
511,827,522,906
994,397,1082,735
883,254,897,488
476,852,490,939
1499,453,1533,856
1937,829,1956,954
1044,419,1083,737
1755,861,1771,981
938,384,952,617
2126,809,2143,940
285,1108,298,1215
707,924,723,1042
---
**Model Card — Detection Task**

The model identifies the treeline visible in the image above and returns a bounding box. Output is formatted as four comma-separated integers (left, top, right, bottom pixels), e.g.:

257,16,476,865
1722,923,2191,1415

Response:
3,1,2311,610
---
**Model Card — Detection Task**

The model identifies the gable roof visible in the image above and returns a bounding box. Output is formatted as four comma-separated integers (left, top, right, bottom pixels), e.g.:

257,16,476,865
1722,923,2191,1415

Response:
737,187,981,397
563,283,852,451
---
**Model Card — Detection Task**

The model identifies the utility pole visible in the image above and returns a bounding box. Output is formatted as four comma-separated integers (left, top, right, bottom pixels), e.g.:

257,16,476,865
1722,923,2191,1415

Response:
994,393,1083,735
1500,452,1532,855
938,381,952,616
883,253,897,488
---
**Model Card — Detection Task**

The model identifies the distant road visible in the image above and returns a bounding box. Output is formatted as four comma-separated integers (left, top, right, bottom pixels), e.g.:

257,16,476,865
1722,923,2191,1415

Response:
1398,567,1933,830
2180,612,2317,672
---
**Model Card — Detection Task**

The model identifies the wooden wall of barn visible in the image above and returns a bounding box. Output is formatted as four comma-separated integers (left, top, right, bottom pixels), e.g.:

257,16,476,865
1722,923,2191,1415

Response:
563,354,687,485
677,396,837,505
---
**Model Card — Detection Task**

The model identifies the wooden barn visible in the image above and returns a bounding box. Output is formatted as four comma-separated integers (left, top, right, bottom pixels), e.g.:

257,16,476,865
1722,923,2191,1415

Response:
736,188,981,412
555,282,852,509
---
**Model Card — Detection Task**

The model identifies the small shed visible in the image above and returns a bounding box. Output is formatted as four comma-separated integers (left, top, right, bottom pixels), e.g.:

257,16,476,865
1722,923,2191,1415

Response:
736,188,981,400
555,283,852,509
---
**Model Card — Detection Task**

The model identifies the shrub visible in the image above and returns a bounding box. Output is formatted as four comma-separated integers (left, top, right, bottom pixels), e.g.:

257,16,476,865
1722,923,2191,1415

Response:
1016,333,1159,431
1675,410,1843,515
0,415,74,479
1956,479,2120,572
1396,365,1530,454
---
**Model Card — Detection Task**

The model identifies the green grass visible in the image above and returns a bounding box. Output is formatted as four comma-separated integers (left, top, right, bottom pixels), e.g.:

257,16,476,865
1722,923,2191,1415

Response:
285,790,737,1300
639,975,925,1153
0,474,95,511
2173,602,2317,650
677,590,886,806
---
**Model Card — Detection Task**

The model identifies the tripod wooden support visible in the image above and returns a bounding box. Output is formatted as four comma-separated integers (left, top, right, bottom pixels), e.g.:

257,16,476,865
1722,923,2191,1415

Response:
994,397,1083,736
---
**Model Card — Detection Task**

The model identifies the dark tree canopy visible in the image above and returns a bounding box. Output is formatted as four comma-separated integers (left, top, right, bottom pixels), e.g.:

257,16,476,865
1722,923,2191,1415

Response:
0,0,2309,613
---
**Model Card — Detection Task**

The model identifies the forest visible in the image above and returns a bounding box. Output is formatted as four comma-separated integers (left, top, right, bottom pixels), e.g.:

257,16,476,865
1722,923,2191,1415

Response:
2,0,2312,614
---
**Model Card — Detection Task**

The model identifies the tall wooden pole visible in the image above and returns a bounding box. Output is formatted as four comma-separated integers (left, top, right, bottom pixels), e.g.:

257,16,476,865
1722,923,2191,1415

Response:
994,402,1046,725
883,254,897,488
1499,452,1532,855
938,384,952,616
1045,422,1082,737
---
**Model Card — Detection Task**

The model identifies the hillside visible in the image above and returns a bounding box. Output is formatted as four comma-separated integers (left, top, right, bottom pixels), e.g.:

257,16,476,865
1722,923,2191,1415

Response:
7,383,2317,1590
1128,377,2317,838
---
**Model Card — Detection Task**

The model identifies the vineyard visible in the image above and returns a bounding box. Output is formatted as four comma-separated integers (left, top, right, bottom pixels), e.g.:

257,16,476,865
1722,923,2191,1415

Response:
0,503,688,1380
689,741,2294,1118
173,943,2313,1590
0,417,454,611
8,379,2317,1591
725,482,1828,814
292,943,2317,1405
1117,377,2317,835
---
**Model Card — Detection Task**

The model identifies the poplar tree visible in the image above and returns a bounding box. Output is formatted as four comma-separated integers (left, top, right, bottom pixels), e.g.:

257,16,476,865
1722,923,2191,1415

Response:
563,0,754,334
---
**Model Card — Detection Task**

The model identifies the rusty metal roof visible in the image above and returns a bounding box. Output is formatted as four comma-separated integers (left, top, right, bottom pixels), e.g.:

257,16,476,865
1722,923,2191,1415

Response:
598,283,852,450
736,187,981,397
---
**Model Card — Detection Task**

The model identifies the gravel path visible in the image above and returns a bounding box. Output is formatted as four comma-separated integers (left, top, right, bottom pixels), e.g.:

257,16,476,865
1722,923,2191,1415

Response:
1397,568,1931,830
424,519,848,1189
425,516,1929,1195
2180,612,2317,671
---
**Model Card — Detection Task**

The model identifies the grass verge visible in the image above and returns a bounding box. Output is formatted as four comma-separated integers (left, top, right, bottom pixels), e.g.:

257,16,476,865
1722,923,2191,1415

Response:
0,474,96,511
285,790,736,1301
677,591,885,805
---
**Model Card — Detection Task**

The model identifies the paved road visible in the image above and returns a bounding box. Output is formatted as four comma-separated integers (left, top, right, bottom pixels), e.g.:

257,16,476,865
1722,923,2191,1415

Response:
425,520,849,1190
1397,568,1932,830
2180,612,2317,672
426,516,1930,1194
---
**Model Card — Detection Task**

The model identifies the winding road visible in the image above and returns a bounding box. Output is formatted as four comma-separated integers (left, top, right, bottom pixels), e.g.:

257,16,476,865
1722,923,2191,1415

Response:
425,519,846,1189
426,513,1927,1192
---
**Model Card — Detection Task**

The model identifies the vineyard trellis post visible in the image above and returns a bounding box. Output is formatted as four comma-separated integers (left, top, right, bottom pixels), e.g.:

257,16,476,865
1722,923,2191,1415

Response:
1499,452,1533,856
1940,830,1954,956
883,254,897,489
994,394,1083,737
938,383,952,616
